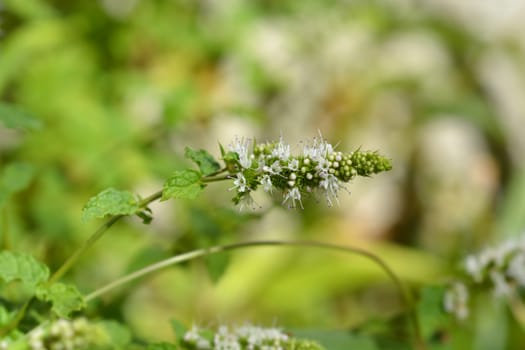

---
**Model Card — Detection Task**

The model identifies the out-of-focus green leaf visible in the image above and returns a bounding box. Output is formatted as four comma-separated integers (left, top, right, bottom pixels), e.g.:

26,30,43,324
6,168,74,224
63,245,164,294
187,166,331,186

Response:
162,170,205,200
171,319,188,344
291,330,378,350
147,343,178,350
2,0,56,20
99,320,132,348
417,286,449,341
0,103,42,130
0,251,49,292
184,147,221,176
82,188,140,222
36,283,86,318
0,162,35,208
205,252,230,283
1,162,35,193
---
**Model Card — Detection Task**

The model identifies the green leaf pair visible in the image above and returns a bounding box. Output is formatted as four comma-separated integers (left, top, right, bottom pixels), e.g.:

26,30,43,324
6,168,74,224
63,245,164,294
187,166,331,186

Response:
0,251,85,318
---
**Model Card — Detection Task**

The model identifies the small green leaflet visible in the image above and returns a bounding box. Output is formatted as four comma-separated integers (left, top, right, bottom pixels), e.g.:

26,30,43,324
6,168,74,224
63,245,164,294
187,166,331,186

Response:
0,251,49,292
36,283,86,318
0,162,35,208
0,103,42,130
82,188,140,222
162,169,205,201
184,147,221,176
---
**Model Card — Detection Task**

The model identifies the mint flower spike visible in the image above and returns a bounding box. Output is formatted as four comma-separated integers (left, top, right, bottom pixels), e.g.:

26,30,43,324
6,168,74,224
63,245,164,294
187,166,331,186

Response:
225,135,392,209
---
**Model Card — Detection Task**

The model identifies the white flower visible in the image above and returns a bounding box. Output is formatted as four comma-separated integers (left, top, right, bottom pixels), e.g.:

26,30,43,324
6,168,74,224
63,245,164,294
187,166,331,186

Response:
271,137,290,160
231,173,248,193
507,252,525,286
238,193,258,211
303,133,335,162
319,174,342,206
287,158,299,171
490,270,513,297
283,187,303,209
465,255,483,283
260,174,273,193
444,282,469,320
229,136,253,168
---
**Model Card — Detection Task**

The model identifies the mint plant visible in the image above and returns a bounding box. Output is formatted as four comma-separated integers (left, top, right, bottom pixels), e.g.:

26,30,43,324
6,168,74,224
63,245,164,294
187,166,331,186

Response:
2,120,424,349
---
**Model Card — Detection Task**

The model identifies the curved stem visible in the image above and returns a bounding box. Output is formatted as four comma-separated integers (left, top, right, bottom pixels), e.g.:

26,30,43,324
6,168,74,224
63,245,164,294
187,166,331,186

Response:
202,175,231,183
85,240,425,349
47,190,163,285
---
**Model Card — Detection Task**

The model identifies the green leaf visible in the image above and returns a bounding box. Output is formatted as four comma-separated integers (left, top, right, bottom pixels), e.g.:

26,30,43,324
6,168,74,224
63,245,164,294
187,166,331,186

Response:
170,319,188,344
36,283,86,318
205,252,230,283
162,170,205,201
184,147,221,176
292,330,378,350
0,162,35,208
82,188,140,222
99,320,132,348
147,343,178,350
0,103,42,130
0,251,49,292
417,286,450,341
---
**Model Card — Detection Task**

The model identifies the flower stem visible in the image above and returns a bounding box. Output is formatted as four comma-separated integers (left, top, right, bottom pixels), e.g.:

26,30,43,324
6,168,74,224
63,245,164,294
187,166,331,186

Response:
47,190,163,286
84,239,426,349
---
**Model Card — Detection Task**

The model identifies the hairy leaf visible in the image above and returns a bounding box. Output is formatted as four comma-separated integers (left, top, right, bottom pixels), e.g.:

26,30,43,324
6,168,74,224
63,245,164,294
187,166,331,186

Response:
0,103,42,130
184,147,221,176
0,251,49,292
82,188,140,222
162,169,205,201
36,283,86,318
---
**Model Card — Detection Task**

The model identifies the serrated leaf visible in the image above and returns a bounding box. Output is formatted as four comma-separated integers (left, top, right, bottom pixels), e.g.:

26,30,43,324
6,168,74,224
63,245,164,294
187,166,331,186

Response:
0,251,49,292
0,162,35,208
0,103,42,130
184,147,221,176
162,170,205,201
82,188,140,222
36,283,86,318
99,320,132,348
205,252,230,283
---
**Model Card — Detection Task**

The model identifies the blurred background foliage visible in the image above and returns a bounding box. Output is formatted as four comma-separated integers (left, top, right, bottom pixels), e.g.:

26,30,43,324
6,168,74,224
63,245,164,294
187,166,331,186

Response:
1,0,525,348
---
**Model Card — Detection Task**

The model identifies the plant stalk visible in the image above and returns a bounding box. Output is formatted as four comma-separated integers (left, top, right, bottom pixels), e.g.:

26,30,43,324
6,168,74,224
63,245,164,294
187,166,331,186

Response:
47,190,163,285
85,239,425,349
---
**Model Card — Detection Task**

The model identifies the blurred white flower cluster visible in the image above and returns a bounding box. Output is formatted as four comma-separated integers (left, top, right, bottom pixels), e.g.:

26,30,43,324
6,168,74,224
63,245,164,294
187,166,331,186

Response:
183,324,323,350
27,318,105,350
444,236,525,320
225,134,392,209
